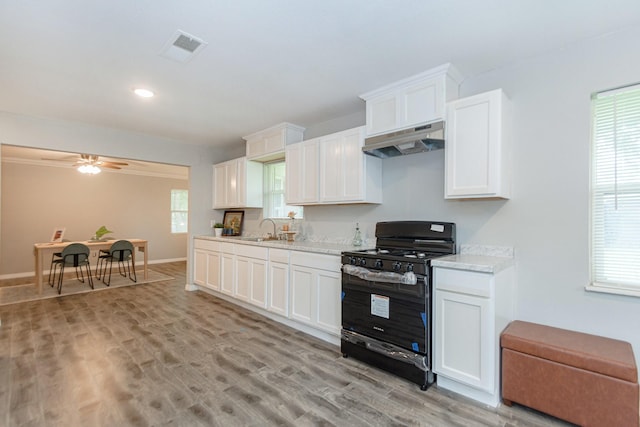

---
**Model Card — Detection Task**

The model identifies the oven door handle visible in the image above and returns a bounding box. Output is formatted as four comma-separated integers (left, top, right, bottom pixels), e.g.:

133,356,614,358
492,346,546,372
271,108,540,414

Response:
342,265,418,285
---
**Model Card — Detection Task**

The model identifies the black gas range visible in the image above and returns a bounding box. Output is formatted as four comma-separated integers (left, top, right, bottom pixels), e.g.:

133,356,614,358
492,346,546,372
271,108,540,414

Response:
341,221,456,390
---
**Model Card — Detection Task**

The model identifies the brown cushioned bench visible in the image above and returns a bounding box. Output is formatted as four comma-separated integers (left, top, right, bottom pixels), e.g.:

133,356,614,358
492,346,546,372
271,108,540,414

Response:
501,321,639,427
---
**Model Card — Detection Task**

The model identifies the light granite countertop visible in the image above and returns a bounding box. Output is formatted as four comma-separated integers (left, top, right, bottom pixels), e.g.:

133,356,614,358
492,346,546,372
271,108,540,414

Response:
195,235,371,256
431,245,515,274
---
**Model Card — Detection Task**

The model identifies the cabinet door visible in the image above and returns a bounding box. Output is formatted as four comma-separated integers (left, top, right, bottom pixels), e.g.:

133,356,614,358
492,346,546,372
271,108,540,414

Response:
401,77,442,128
366,93,397,136
235,256,251,302
340,128,365,201
434,289,493,392
290,265,314,324
301,140,319,203
194,249,207,286
286,140,319,205
285,143,303,204
319,134,343,202
205,251,220,290
220,253,235,295
319,129,362,203
315,269,341,335
233,158,244,207
268,261,289,316
445,89,509,199
249,258,268,308
213,164,227,208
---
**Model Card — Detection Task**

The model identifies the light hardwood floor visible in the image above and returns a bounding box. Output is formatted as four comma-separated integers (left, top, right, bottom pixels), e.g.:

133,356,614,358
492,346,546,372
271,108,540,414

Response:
0,261,572,426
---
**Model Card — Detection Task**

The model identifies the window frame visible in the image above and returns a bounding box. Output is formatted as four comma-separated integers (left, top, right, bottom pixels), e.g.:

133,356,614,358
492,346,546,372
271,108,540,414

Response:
587,82,640,297
262,160,303,219
170,188,188,234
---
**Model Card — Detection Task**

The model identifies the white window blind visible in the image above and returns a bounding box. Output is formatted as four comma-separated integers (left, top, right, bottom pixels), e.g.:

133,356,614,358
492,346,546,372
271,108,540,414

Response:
591,84,640,292
263,161,303,219
171,189,188,233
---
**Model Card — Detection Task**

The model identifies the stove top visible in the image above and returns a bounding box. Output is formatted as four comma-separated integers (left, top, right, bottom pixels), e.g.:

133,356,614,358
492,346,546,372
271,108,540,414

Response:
341,220,456,276
356,248,446,259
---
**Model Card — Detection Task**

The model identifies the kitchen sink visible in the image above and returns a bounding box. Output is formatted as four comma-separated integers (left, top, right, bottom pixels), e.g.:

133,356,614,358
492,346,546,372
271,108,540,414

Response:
237,236,279,242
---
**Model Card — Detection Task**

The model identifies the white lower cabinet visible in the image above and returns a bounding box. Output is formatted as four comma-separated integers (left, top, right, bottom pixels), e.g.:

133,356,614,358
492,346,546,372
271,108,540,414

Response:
194,249,207,286
435,287,492,391
193,239,342,342
433,265,514,407
234,245,268,308
290,252,341,336
220,243,235,296
268,249,290,317
194,239,221,291
205,251,221,290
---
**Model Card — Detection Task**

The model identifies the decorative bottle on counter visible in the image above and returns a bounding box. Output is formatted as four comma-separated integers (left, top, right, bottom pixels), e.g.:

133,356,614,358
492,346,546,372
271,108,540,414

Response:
352,223,363,246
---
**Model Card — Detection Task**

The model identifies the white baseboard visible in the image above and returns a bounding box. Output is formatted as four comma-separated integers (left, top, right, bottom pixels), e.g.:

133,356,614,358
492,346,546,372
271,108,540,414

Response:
0,257,187,280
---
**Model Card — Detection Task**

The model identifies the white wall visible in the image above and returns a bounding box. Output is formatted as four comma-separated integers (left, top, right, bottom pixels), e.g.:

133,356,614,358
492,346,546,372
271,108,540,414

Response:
457,26,640,345
0,112,222,285
1,161,188,275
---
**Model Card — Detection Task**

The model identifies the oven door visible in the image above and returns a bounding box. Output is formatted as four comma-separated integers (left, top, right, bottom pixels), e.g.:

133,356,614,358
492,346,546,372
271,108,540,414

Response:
341,266,430,354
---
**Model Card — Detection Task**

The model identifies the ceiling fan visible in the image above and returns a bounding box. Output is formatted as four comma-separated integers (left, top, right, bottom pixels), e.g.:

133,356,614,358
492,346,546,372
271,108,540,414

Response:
43,153,129,174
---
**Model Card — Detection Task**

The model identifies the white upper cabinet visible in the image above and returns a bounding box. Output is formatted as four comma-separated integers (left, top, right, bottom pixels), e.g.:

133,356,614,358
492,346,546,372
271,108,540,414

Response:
319,126,381,203
360,63,462,137
244,122,305,162
286,138,320,205
286,126,382,205
445,89,511,199
212,157,263,209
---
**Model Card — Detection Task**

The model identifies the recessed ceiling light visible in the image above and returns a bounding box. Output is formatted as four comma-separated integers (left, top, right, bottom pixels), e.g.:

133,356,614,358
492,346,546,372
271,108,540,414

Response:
133,88,155,98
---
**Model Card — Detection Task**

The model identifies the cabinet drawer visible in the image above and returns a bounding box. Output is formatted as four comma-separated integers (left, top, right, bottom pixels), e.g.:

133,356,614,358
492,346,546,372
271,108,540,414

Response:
290,252,340,272
269,248,290,264
220,242,235,255
434,268,492,297
236,244,268,260
194,239,220,251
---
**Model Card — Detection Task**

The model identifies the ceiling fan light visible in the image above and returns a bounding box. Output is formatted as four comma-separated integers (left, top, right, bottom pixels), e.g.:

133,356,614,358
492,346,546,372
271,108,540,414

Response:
133,88,155,98
78,164,101,174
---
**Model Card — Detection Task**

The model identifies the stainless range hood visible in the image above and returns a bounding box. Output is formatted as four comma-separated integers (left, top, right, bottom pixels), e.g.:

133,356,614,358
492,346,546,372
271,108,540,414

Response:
362,121,445,158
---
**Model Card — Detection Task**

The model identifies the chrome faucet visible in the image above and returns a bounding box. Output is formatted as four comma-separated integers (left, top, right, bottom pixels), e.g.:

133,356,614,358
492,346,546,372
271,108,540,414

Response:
259,218,277,239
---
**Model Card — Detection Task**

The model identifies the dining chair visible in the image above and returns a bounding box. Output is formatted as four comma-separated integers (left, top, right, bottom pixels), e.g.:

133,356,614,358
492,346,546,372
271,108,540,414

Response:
48,251,62,286
96,240,137,286
47,239,70,286
51,243,94,294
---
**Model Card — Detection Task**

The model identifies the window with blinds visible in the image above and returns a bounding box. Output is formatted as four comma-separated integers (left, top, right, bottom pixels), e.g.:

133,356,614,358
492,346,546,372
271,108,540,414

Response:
591,83,640,294
263,161,303,219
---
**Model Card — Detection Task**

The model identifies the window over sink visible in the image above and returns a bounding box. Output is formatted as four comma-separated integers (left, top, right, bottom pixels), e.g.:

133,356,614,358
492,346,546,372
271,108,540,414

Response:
589,83,640,297
263,161,303,219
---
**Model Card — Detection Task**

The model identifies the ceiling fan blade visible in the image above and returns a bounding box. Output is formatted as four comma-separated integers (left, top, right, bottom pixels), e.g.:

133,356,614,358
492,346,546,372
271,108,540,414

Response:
101,164,122,170
42,155,80,162
102,161,128,166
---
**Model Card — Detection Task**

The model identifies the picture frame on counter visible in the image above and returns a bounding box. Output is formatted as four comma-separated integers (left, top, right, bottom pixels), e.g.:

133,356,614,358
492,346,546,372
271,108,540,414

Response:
50,227,66,243
222,210,244,236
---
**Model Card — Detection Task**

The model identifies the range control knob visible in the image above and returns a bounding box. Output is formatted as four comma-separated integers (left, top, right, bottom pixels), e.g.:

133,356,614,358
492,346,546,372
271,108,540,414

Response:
374,259,383,269
349,257,357,265
406,264,414,272
392,262,402,272
360,258,367,267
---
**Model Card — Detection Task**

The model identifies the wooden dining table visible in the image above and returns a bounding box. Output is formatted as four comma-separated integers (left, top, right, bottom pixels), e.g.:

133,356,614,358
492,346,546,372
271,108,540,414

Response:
33,239,148,294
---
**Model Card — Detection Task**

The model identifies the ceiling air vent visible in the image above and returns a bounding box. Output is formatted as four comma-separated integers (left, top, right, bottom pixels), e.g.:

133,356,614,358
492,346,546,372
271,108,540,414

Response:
160,30,208,63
